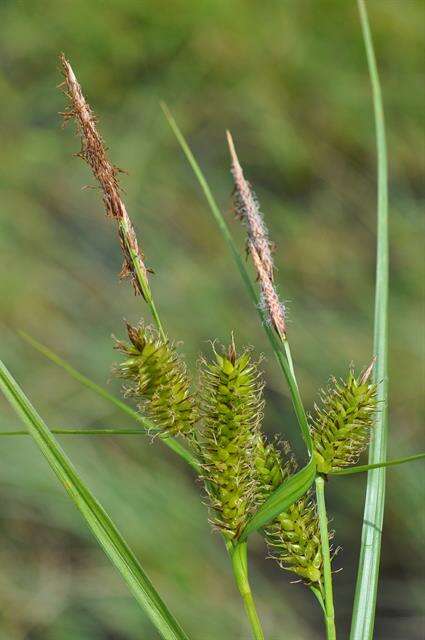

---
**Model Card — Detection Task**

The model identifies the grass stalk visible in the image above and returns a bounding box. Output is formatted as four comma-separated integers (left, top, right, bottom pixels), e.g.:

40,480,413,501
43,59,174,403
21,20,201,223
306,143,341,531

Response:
315,476,336,640
230,542,265,640
351,2,389,638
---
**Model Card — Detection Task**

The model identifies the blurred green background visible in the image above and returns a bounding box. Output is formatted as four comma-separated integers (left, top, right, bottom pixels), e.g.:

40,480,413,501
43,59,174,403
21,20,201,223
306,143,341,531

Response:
0,1,424,638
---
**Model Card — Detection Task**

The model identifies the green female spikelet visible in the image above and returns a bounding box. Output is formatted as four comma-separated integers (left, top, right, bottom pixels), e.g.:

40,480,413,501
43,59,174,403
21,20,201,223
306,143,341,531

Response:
310,361,378,474
199,342,263,540
114,323,197,438
256,436,324,587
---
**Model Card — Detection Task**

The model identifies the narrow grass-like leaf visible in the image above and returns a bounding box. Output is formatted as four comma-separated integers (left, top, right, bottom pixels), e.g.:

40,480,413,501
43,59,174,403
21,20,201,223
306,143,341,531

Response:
330,453,425,476
0,360,190,640
19,331,200,472
161,104,312,453
351,2,389,638
1,430,419,474
240,457,317,540
0,427,169,436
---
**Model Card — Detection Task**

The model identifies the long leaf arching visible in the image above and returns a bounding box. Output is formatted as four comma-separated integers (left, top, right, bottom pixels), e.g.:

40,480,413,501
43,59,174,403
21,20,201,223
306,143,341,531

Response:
0,360,190,640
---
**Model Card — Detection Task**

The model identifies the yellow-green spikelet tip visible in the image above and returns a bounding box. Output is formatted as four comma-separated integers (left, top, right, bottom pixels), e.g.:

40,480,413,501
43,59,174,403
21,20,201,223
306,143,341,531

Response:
114,323,197,438
310,364,378,473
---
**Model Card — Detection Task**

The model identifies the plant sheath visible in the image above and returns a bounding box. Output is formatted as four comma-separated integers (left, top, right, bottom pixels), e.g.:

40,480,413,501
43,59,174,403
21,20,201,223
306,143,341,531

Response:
230,542,265,640
315,475,336,640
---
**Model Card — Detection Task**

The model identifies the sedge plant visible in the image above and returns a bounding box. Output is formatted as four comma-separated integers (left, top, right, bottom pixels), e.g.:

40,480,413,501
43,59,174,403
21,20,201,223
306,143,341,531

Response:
1,4,424,640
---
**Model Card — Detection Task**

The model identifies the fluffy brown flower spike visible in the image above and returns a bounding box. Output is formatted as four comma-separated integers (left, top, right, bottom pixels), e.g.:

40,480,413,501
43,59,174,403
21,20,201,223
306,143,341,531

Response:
60,54,151,302
227,131,286,338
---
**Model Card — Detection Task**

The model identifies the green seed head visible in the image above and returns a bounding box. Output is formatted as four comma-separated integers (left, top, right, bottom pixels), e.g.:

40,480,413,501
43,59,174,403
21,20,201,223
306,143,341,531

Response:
114,323,197,438
256,437,325,588
199,342,264,540
310,363,378,473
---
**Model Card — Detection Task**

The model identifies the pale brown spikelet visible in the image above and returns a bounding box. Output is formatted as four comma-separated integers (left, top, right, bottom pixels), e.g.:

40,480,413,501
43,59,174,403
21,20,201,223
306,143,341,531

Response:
59,54,151,301
226,131,287,338
249,242,287,339
226,131,274,281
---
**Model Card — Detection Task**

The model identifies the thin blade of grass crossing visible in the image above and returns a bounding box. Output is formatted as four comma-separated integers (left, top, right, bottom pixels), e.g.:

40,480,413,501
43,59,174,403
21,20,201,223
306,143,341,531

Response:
351,2,389,638
0,360,190,640
19,331,200,473
330,454,425,476
161,104,312,454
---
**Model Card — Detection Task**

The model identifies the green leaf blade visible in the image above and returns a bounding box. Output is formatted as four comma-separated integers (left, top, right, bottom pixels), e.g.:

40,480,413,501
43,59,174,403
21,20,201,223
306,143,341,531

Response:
351,2,390,638
0,360,190,640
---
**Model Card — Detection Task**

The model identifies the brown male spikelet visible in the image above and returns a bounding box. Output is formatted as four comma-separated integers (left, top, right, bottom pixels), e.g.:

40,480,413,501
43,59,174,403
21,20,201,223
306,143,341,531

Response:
60,55,152,302
227,131,287,339
199,341,264,540
310,361,378,474
114,323,197,438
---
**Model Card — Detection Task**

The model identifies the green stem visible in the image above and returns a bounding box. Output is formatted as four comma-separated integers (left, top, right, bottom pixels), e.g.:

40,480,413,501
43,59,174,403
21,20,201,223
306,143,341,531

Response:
119,221,166,341
315,476,336,640
230,542,265,640
283,339,297,382
329,453,425,476
149,298,167,342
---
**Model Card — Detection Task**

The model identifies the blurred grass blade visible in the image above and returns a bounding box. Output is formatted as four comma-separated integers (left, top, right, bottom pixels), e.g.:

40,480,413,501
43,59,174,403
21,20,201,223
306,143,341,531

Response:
351,2,389,638
0,427,172,435
240,457,317,540
161,103,312,452
19,331,200,472
0,360,190,640
330,453,425,476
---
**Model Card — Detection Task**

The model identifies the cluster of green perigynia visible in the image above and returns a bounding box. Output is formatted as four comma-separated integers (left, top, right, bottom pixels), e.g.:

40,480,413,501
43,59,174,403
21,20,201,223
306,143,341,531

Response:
255,435,324,587
266,489,323,585
113,330,378,589
114,323,197,438
198,343,264,539
310,365,377,474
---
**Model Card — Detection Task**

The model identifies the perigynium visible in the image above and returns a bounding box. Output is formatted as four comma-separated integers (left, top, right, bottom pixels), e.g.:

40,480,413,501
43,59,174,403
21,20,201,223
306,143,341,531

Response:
255,436,324,588
114,322,197,438
310,363,378,474
198,342,263,540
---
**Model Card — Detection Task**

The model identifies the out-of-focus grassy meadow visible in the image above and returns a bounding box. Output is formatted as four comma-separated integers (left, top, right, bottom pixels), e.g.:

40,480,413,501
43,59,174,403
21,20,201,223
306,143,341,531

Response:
0,1,424,638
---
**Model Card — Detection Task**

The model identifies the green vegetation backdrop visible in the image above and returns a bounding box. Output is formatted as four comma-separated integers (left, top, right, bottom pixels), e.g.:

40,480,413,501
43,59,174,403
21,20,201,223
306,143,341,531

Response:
0,1,423,638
